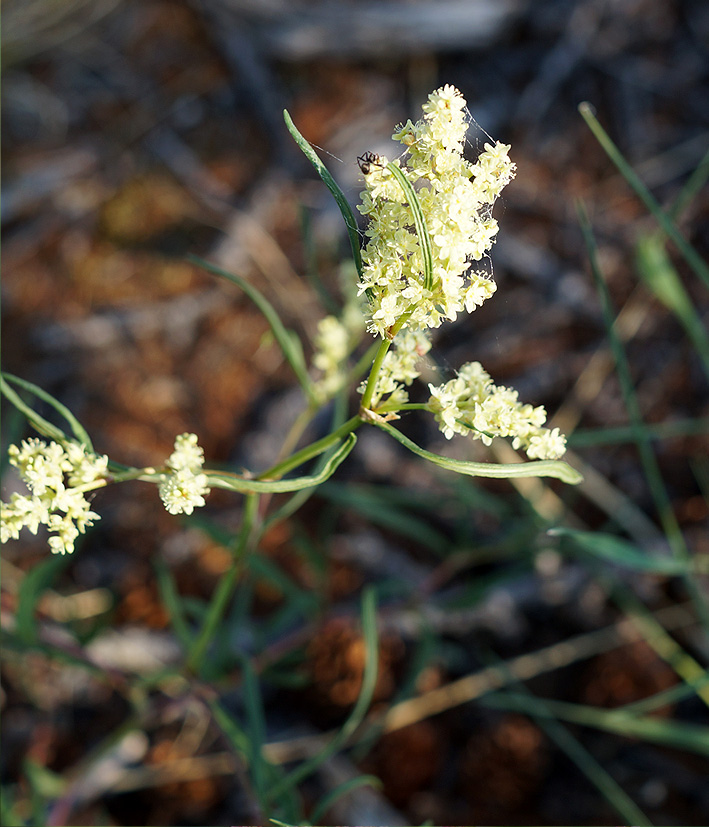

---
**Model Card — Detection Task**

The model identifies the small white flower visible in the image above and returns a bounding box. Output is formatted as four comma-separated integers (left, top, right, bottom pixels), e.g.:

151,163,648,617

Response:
358,85,515,338
158,469,209,516
2,439,107,554
311,306,365,403
158,434,210,516
166,433,205,474
526,428,567,460
428,363,567,460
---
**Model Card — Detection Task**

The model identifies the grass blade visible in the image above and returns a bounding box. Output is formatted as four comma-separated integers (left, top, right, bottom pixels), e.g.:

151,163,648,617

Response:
320,481,449,551
154,558,193,652
309,774,382,824
569,417,709,448
635,233,709,381
266,587,379,804
1,374,69,446
484,692,709,756
187,256,316,404
240,656,270,805
16,554,74,644
579,102,709,289
578,201,709,629
2,372,94,450
552,527,707,575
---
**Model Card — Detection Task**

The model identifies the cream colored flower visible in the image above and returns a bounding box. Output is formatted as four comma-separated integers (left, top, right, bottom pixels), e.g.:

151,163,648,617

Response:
1,438,106,554
311,301,365,403
158,434,210,516
428,362,567,460
357,85,515,337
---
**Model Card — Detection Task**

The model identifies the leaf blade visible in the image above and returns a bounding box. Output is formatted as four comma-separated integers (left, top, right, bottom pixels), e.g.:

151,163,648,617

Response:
206,433,357,493
374,420,583,484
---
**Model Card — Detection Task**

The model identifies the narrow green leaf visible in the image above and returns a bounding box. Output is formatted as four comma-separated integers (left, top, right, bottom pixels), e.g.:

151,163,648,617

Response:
484,692,709,756
187,256,316,404
2,372,94,451
668,146,709,222
309,774,382,824
267,587,379,804
209,698,251,755
569,417,709,448
385,161,435,292
620,671,709,717
551,527,704,575
154,559,194,651
374,420,583,484
298,203,339,315
320,481,449,551
578,202,709,629
1,375,68,446
207,433,356,494
579,102,709,290
283,110,364,282
247,553,318,613
240,656,269,804
636,234,709,380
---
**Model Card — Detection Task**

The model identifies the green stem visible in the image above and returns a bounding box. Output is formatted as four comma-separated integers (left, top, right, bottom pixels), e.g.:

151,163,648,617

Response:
377,402,430,413
257,415,362,481
359,311,414,412
272,405,318,467
186,493,259,676
359,338,393,411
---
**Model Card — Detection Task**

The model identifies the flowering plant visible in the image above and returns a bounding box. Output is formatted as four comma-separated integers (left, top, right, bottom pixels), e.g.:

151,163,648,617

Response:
2,87,580,665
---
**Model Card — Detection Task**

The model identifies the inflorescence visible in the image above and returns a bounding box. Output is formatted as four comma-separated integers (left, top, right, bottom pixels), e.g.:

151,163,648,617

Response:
2,85,569,558
357,84,515,338
1,433,211,553
1,438,108,555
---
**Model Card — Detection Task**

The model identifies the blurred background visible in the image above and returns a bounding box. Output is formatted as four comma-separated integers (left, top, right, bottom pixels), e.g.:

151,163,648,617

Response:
2,0,708,824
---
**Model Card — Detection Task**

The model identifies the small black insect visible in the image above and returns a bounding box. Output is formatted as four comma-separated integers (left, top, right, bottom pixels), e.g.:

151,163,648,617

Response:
357,151,382,175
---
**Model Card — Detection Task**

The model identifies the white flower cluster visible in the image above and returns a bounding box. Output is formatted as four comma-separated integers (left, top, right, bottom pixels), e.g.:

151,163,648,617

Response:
158,433,210,515
360,329,432,409
312,304,364,403
357,85,515,337
428,362,567,460
1,438,108,554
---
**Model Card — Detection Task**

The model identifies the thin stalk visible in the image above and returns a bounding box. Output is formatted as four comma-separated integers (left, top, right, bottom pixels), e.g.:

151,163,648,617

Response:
667,145,709,223
359,338,393,411
579,103,709,290
359,311,413,412
257,416,362,481
272,405,318,467
186,493,259,676
378,402,430,413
